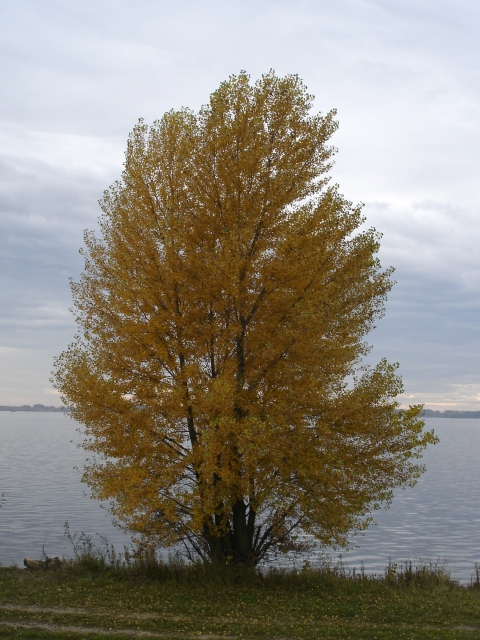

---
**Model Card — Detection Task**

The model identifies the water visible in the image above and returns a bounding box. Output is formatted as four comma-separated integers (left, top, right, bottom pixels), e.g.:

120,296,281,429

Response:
336,417,480,582
0,412,131,565
0,413,479,582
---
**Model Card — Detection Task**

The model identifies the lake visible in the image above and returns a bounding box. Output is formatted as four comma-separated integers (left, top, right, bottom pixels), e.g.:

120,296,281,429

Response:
0,412,479,582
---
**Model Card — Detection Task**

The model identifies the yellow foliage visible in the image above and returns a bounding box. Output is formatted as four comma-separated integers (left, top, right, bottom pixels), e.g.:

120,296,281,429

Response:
53,71,437,566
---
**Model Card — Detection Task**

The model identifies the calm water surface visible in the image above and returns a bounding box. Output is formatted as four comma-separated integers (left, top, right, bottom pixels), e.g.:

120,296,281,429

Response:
0,413,479,581
0,412,130,565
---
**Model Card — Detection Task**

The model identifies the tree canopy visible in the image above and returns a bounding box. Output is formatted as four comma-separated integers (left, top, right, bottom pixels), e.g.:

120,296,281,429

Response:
54,71,436,566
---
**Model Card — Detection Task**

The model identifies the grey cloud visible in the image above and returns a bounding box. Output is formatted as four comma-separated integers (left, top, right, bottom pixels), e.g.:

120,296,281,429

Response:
0,151,103,352
361,199,480,406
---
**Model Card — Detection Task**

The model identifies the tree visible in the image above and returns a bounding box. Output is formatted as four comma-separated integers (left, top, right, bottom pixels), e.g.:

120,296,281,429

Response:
53,71,436,567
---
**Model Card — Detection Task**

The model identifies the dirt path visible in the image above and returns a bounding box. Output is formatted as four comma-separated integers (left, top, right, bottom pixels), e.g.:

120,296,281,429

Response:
0,603,189,622
0,619,235,639
0,604,238,638
0,603,291,625
0,604,478,638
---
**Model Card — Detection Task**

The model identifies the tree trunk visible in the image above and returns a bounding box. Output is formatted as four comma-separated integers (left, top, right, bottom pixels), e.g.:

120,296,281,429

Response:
204,500,256,567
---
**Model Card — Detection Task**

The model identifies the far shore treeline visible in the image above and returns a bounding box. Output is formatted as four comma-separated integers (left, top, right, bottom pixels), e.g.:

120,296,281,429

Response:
0,404,69,412
422,409,480,418
0,405,479,418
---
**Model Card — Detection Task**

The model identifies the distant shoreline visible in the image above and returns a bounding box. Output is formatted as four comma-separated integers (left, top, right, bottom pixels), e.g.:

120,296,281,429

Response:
0,404,69,412
0,405,479,418
421,409,480,419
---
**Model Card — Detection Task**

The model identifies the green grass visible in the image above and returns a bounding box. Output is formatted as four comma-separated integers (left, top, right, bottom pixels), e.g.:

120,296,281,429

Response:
0,557,479,639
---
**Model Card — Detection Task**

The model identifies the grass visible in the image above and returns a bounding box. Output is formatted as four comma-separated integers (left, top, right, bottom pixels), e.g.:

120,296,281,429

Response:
0,545,480,639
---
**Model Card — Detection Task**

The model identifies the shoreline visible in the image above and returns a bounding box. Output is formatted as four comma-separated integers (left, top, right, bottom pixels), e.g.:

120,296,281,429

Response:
2,406,480,418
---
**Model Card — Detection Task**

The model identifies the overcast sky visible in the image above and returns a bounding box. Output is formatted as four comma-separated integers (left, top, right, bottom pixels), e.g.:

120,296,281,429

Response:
0,0,479,408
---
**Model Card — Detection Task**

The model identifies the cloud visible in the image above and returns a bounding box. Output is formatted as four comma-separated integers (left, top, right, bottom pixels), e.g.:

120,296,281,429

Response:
360,198,480,407
43,388,61,396
0,348,61,405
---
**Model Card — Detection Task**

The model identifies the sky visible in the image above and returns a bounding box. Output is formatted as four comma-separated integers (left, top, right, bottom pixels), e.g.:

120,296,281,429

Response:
0,0,479,409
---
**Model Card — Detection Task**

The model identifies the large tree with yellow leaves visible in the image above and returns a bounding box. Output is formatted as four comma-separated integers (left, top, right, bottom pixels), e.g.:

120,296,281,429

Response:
54,72,436,566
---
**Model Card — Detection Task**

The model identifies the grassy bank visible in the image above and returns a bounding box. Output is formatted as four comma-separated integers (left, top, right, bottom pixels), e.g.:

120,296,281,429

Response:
0,557,479,639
